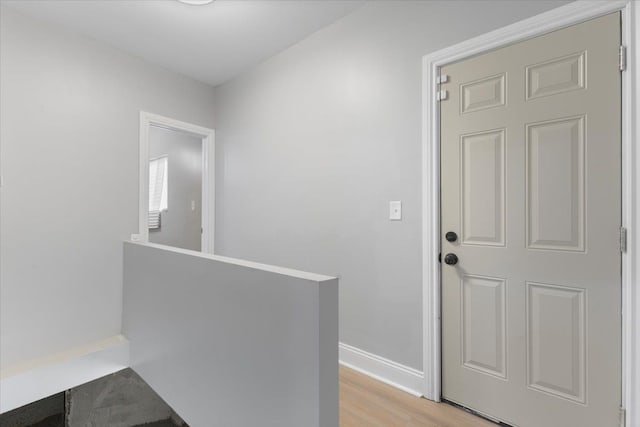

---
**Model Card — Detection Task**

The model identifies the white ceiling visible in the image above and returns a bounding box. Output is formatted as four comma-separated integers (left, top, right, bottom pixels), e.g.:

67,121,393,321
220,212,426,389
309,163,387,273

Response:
1,0,364,87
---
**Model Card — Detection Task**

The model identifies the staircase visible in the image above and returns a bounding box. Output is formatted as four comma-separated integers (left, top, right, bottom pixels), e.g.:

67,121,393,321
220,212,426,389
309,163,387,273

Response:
0,369,187,427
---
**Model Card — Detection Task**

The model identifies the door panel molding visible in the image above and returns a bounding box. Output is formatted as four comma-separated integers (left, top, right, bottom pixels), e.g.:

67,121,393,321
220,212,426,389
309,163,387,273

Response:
526,51,586,101
526,115,585,252
460,73,506,114
460,129,506,247
461,274,507,380
421,2,638,427
526,282,586,404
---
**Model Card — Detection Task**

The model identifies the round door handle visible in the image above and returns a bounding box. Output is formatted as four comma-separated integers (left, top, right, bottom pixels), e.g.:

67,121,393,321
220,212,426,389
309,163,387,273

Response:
445,231,458,242
444,253,458,266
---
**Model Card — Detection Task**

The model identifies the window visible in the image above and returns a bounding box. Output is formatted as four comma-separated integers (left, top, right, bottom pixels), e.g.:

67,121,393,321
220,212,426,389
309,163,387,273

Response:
149,156,168,229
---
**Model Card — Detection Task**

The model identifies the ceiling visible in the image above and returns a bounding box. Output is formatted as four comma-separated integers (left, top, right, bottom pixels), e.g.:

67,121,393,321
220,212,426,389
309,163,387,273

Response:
1,0,365,87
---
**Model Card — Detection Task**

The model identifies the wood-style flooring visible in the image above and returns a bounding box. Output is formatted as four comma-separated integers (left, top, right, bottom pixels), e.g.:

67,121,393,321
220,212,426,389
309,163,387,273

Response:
340,366,496,427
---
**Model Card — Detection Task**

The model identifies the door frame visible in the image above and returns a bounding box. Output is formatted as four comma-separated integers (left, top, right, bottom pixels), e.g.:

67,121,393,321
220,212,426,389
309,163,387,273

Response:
421,1,639,425
137,111,215,254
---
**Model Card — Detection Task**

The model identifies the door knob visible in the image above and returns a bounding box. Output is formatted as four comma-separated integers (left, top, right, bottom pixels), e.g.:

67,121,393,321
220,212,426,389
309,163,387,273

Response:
444,253,458,265
445,231,458,242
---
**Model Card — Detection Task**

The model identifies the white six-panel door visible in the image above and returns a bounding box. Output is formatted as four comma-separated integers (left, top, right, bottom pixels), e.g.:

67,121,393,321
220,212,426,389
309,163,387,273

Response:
440,13,622,427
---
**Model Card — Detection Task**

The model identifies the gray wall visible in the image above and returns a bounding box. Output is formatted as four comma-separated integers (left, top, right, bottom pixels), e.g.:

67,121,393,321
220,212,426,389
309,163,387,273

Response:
123,242,338,427
0,6,216,370
148,126,203,252
213,0,570,370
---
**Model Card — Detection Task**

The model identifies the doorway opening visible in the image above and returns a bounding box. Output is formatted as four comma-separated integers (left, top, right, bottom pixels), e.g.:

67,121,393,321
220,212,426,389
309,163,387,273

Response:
137,112,215,253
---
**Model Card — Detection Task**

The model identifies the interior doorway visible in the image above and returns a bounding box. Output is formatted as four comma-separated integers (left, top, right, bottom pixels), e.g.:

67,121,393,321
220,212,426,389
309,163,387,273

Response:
138,112,215,253
148,126,202,251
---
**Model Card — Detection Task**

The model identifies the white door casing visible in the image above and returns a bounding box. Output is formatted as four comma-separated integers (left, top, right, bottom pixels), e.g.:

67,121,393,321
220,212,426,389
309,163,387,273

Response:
422,2,639,427
137,111,215,254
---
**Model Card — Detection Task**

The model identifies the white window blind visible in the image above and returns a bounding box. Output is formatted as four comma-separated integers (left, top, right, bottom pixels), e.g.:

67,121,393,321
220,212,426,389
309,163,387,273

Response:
149,156,168,229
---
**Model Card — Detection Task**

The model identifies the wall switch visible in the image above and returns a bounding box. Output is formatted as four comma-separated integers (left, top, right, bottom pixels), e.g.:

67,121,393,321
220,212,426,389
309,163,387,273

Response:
191,200,196,211
389,201,402,220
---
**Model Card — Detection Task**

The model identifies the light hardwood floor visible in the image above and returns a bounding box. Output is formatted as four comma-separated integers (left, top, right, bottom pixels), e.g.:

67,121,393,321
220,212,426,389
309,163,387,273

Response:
340,366,496,427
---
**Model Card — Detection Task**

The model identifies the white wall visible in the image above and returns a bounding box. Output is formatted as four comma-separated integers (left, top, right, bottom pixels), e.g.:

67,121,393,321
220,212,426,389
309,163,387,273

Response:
123,242,338,427
0,6,216,370
213,0,570,370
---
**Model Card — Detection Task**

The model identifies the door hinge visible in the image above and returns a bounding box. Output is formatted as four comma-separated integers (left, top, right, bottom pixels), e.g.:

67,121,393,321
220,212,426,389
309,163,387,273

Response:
436,74,449,84
620,406,626,427
620,45,627,72
436,73,449,101
620,227,627,253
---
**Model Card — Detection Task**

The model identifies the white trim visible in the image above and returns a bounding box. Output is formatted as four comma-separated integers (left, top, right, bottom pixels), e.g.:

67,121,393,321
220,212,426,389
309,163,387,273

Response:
421,40,441,403
138,111,216,254
0,335,130,414
623,3,640,427
421,2,639,427
339,342,424,397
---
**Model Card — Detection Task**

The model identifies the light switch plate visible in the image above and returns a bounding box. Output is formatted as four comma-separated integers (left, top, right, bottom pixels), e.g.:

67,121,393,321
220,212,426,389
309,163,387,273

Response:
389,201,402,220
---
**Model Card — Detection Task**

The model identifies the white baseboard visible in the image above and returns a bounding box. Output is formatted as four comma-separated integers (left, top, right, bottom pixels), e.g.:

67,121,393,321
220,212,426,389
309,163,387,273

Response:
0,335,130,413
339,342,424,397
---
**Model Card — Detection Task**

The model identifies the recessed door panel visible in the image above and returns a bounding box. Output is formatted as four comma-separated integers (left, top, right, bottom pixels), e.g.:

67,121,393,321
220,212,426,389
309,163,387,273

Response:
462,275,507,379
461,129,506,246
526,52,586,100
527,282,586,403
526,116,585,251
460,73,506,114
